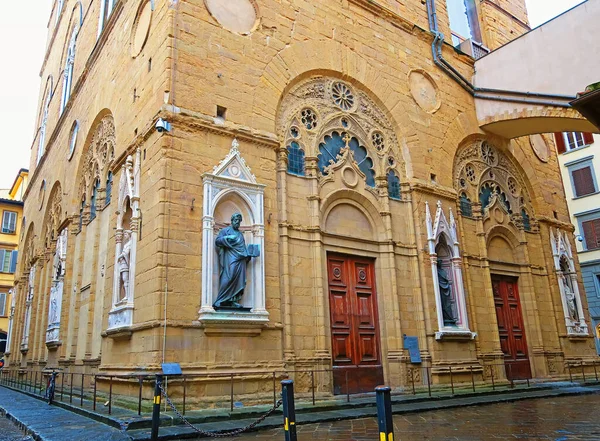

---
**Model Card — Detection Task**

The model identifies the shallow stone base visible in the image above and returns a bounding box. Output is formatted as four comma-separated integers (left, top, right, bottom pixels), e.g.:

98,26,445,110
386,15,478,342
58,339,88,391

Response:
197,309,269,336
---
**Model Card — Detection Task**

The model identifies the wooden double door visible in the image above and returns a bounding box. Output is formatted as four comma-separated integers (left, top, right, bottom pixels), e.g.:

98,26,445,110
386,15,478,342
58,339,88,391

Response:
492,276,532,380
327,254,384,394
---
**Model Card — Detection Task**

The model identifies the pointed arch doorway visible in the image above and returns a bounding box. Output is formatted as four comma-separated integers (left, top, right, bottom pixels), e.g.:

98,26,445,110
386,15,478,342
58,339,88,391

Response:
327,253,384,394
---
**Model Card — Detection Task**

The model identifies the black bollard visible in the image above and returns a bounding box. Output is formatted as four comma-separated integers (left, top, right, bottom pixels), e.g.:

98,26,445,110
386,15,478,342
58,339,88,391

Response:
376,386,394,441
281,380,297,441
151,374,163,441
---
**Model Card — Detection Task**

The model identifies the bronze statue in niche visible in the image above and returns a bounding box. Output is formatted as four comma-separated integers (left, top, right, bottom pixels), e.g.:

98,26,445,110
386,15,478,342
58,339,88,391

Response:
214,213,258,309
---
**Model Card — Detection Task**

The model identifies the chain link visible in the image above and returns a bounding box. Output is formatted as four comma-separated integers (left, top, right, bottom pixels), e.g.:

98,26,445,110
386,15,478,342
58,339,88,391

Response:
159,383,282,438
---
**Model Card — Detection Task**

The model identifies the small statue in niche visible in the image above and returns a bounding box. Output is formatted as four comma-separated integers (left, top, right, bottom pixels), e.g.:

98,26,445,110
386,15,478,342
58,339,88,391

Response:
561,273,578,321
118,230,132,301
214,213,258,309
437,260,457,326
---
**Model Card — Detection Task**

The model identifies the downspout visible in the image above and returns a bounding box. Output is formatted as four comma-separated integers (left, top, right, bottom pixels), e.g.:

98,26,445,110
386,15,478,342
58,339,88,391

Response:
425,0,576,107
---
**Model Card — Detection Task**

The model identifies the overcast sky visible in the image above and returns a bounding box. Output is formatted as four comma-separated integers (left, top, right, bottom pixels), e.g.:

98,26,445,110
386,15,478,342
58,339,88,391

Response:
0,0,587,189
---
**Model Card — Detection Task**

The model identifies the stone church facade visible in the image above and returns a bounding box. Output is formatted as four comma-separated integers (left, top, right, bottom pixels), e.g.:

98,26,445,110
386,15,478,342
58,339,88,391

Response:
7,0,598,397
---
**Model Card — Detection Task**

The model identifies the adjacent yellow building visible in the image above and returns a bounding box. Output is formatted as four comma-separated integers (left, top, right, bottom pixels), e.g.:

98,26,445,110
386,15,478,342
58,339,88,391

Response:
0,169,27,355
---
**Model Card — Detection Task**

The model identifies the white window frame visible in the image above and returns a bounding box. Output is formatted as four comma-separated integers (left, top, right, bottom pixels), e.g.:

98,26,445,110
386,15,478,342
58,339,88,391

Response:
0,292,6,317
1,211,17,234
37,91,52,165
60,26,79,113
563,132,589,151
0,250,10,273
56,0,65,24
98,0,116,37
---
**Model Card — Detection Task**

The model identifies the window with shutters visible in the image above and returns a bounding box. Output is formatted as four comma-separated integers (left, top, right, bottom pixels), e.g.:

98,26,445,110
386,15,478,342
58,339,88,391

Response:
582,218,600,251
566,157,597,198
1,211,17,234
0,249,12,273
0,292,6,317
554,132,594,154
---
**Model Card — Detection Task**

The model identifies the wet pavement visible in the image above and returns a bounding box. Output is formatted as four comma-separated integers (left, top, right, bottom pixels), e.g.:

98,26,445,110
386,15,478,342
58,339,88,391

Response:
219,393,600,440
0,417,31,441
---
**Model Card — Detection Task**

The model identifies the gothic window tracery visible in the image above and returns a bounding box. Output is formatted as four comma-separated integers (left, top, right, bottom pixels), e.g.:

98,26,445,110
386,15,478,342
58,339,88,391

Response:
37,79,53,165
78,114,116,226
387,170,401,200
60,24,79,113
278,77,404,194
106,171,113,205
454,140,534,230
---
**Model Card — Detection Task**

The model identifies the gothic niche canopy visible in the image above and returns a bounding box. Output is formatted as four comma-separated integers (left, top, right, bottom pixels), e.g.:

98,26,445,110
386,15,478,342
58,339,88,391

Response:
551,229,589,336
107,150,141,333
454,141,535,231
199,139,268,335
278,77,403,200
426,201,475,340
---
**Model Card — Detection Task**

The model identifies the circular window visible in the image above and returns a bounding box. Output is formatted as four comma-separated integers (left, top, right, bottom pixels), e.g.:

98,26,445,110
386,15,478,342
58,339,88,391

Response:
300,108,317,130
372,132,385,152
290,126,299,138
332,82,354,111
204,0,258,35
481,142,497,166
131,0,152,57
68,121,79,160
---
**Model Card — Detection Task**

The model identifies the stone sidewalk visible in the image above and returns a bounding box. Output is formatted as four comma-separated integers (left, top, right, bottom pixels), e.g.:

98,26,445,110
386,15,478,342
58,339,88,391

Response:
1,383,600,440
0,387,129,441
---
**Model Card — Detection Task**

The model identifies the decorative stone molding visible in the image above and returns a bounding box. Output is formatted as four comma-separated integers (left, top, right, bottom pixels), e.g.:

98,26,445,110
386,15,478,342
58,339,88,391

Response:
6,287,16,354
454,140,536,232
107,149,141,331
426,201,476,341
198,139,268,333
20,265,36,353
46,228,67,346
550,229,588,336
79,114,115,200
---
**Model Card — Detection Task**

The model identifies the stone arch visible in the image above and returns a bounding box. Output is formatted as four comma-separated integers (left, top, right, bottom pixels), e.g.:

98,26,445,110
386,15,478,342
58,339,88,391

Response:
211,189,257,227
486,226,520,264
20,223,36,274
261,39,421,168
73,110,115,209
41,181,64,250
453,136,538,223
320,189,386,242
479,107,597,139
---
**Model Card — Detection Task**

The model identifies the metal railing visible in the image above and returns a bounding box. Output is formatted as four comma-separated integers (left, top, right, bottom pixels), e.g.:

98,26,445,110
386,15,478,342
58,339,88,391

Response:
0,360,598,418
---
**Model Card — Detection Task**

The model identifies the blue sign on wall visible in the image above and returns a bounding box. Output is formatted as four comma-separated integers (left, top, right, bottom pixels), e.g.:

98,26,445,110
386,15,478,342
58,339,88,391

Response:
162,363,182,376
403,335,421,364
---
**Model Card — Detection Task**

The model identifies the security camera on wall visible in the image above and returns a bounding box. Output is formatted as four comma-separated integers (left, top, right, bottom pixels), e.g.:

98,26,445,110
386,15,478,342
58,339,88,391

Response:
575,235,584,243
155,118,171,133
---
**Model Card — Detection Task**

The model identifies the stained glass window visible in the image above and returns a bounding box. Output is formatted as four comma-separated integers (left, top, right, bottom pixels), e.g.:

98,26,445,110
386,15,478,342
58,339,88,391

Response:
459,193,472,217
387,171,401,200
317,131,375,187
521,209,531,232
287,142,305,176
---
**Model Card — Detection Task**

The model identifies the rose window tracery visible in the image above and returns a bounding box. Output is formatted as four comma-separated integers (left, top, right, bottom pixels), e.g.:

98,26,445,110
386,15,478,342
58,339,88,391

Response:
332,82,354,111
279,77,404,195
300,108,317,130
454,140,534,230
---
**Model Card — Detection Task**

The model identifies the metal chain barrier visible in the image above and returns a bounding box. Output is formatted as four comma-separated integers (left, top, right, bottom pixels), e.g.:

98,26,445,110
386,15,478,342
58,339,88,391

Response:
159,383,282,438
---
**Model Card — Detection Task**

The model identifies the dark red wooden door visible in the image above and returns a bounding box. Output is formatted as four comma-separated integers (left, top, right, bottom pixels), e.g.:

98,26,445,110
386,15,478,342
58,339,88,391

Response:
328,254,384,394
492,276,532,380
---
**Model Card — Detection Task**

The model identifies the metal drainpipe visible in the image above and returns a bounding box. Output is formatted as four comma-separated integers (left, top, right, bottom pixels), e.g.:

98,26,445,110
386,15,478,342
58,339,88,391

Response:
425,0,575,107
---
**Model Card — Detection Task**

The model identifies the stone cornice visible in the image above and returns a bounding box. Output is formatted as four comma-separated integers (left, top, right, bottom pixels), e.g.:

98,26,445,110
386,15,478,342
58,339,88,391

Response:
410,182,458,200
536,216,576,232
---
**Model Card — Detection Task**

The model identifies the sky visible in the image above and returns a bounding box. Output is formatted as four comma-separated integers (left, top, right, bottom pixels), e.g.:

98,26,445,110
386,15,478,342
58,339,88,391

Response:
0,0,587,190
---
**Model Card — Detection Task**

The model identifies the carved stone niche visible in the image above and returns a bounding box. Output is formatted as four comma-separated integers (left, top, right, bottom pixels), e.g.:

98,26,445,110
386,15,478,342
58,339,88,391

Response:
107,149,141,337
198,139,269,335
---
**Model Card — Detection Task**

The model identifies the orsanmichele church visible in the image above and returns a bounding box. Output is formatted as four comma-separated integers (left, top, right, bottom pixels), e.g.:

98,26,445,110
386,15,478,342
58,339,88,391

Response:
7,0,599,396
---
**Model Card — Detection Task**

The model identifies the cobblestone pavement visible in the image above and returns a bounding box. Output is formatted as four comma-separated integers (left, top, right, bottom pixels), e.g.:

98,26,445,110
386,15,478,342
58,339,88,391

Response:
0,417,31,441
221,393,600,440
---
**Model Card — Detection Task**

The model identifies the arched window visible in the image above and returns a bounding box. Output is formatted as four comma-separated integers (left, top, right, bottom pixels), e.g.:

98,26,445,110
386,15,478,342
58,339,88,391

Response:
318,131,375,187
521,209,531,232
459,193,472,217
105,171,113,206
287,142,305,176
79,196,86,230
68,121,79,160
56,0,65,24
60,26,78,113
387,170,401,200
37,90,52,165
98,0,116,36
90,179,100,220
